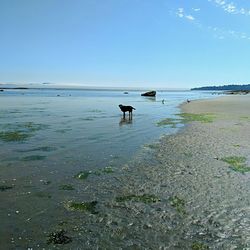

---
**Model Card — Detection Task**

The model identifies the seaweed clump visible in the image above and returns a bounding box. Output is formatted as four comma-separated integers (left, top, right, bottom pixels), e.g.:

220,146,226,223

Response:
0,131,30,142
47,229,72,245
0,122,49,142
22,155,46,161
221,156,250,173
156,118,180,128
178,113,216,123
74,167,114,180
192,242,209,250
60,184,75,191
116,194,160,204
0,185,13,191
170,195,186,215
74,171,91,180
64,201,98,214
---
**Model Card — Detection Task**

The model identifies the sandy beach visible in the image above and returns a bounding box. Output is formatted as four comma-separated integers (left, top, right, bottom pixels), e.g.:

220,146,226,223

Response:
101,95,250,249
2,94,250,249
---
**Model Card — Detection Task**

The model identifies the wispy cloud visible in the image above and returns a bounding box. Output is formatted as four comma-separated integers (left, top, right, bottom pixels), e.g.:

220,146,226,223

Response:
208,26,250,40
176,8,195,21
208,0,250,15
175,6,250,41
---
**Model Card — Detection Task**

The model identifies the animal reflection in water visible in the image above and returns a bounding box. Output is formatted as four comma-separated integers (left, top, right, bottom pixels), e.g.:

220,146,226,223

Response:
118,104,136,119
119,117,133,126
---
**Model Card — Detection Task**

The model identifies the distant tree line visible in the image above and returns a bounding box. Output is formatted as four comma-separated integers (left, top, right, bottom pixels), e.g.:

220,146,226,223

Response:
191,84,250,91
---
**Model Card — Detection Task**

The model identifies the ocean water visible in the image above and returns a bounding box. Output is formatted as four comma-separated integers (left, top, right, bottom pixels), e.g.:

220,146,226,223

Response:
0,88,218,248
0,89,216,170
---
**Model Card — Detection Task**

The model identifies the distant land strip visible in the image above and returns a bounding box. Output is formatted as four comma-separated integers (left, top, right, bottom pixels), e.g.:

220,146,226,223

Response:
191,84,250,91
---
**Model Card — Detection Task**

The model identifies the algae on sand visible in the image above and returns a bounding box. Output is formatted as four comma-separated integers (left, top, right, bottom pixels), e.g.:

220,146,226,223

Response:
47,229,72,245
115,194,160,204
192,242,209,250
178,113,216,123
0,131,31,142
156,113,216,128
221,156,250,173
21,155,46,161
60,184,75,191
64,201,98,214
170,195,186,215
0,122,49,142
74,171,91,180
156,118,180,128
0,185,13,191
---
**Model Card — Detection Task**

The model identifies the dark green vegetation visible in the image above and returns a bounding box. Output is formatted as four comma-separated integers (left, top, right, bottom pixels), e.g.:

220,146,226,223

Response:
0,185,13,191
74,171,91,180
192,242,209,250
0,122,49,142
157,113,216,128
47,229,72,245
74,167,114,180
170,196,186,215
0,131,30,142
156,118,179,128
115,194,160,204
21,155,46,161
17,146,56,153
221,156,250,173
95,166,114,174
191,84,250,91
35,192,52,199
64,201,98,214
178,113,216,123
60,184,75,191
102,166,114,173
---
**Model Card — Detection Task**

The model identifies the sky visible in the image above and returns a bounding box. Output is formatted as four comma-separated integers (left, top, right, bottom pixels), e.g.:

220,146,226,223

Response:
1,0,250,89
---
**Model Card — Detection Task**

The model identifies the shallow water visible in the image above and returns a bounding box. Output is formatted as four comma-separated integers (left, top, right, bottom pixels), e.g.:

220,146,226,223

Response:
0,88,217,249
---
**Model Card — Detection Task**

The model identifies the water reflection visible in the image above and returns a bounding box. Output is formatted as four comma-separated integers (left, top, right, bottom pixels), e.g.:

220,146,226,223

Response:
119,117,133,126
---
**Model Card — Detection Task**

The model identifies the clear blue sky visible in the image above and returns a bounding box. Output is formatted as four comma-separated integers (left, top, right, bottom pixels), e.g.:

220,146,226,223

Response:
1,0,250,88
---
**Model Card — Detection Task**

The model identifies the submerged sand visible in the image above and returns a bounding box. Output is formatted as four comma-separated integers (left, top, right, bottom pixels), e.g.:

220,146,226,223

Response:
2,95,250,249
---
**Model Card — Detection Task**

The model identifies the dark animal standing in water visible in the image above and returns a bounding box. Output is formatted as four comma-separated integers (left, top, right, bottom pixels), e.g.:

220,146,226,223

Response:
119,104,136,119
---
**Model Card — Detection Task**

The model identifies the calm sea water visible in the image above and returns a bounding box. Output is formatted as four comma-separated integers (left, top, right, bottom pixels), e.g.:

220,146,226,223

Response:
0,88,216,171
0,88,219,249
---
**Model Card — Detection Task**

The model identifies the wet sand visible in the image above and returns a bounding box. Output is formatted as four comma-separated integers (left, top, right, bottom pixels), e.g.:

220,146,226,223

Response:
2,95,250,249
105,95,250,249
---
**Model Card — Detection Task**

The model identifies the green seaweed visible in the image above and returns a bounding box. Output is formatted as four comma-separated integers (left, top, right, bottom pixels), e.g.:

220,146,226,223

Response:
23,122,49,132
64,201,98,214
0,122,49,142
221,156,250,173
60,184,75,191
0,131,30,142
0,185,13,191
232,144,240,148
100,166,114,174
178,113,216,123
17,146,56,153
22,155,46,161
35,192,52,198
170,195,186,214
47,229,72,245
144,143,159,150
192,242,209,250
74,171,91,180
240,116,250,121
116,194,160,204
156,118,180,128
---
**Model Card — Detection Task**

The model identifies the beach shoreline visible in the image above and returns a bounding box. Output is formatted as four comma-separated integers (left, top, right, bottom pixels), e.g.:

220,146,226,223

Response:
1,94,250,249
107,94,250,249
